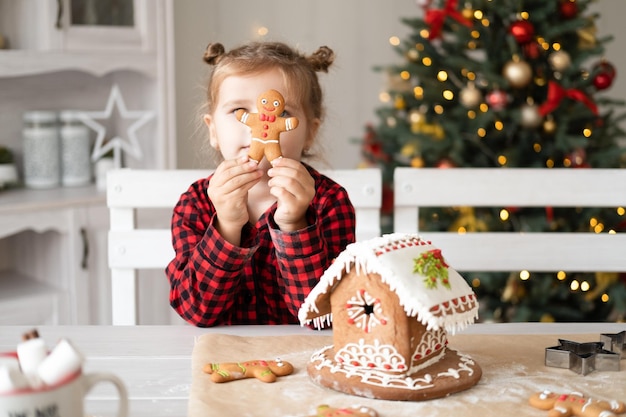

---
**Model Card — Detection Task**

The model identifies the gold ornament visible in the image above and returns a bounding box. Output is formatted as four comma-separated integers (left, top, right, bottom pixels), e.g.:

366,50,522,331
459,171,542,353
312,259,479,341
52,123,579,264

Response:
543,117,557,134
401,142,419,157
411,156,425,168
501,272,527,303
462,6,474,20
520,101,543,128
577,19,597,49
460,82,483,108
503,57,533,88
548,50,571,72
449,206,489,232
394,95,406,110
585,272,619,301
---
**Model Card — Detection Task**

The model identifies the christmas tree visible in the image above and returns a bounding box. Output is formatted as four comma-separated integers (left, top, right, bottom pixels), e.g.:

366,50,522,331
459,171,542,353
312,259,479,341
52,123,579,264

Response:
361,0,626,322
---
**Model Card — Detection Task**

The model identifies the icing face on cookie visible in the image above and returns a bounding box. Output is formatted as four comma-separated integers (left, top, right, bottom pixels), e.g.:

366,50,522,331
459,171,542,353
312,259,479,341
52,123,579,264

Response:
235,88,299,164
205,69,312,170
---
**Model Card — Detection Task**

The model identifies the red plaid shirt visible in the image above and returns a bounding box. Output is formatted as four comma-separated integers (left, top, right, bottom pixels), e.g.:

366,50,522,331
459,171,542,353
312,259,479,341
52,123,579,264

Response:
166,164,356,327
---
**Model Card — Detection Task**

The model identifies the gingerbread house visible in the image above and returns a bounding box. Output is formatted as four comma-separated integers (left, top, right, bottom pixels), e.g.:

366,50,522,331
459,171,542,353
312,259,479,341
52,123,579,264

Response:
298,233,482,401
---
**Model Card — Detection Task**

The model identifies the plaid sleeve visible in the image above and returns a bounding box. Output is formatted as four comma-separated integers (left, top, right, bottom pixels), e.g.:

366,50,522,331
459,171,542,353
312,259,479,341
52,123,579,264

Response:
165,178,259,327
269,168,356,318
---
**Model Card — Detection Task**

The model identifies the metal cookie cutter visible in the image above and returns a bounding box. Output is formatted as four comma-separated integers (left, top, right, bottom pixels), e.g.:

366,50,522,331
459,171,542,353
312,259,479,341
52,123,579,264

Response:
600,331,625,356
545,339,620,376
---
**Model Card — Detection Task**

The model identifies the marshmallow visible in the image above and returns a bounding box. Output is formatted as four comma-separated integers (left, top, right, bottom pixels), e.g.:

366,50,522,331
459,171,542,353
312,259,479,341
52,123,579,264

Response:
37,339,84,386
16,338,47,376
0,366,29,393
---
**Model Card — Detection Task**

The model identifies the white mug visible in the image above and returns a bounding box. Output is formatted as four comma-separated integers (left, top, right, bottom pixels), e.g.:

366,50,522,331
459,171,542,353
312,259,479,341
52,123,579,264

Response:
0,370,128,417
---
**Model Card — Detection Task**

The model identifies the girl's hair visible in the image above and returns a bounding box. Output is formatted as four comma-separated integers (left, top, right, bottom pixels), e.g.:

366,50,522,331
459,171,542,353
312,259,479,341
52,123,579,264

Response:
203,42,334,125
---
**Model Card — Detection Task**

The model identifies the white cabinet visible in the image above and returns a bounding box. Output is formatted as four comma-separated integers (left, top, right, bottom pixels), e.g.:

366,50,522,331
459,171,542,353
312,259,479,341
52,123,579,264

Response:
0,0,175,324
0,0,155,52
0,186,108,324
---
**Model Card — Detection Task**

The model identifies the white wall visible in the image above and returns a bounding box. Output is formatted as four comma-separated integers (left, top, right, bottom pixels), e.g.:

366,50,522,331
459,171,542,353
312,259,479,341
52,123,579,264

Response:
173,0,418,170
173,0,626,170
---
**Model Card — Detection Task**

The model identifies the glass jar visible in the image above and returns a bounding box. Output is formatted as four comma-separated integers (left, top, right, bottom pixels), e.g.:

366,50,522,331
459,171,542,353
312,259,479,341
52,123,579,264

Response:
59,110,91,187
22,111,60,189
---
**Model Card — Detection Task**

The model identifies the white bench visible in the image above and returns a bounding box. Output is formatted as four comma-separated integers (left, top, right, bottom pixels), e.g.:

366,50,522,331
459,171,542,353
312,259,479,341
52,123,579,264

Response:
107,168,382,324
393,167,626,272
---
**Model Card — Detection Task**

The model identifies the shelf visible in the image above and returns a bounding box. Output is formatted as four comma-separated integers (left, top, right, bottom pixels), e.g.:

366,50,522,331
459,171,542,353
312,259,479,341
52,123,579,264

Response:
0,270,60,325
0,184,105,214
0,50,157,78
0,185,106,239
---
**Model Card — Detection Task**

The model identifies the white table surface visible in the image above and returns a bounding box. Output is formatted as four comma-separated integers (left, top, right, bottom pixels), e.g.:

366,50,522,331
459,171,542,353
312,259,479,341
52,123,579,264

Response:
1,323,624,417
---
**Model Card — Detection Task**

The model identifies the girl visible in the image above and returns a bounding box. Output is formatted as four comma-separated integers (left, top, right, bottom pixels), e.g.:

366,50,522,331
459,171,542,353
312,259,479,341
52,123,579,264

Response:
166,42,356,327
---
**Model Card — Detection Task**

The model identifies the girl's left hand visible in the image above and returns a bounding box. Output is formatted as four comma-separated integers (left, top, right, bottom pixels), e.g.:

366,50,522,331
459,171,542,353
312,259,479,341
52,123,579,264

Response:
267,158,315,232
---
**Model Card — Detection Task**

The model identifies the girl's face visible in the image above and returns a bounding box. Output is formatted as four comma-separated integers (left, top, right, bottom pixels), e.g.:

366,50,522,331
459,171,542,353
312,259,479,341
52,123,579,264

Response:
204,69,318,170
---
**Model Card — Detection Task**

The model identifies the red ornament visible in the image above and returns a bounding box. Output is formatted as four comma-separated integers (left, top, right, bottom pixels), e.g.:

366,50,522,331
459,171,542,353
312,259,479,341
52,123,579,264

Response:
486,89,508,111
592,61,616,90
559,0,578,19
523,41,541,60
509,20,535,44
436,158,456,168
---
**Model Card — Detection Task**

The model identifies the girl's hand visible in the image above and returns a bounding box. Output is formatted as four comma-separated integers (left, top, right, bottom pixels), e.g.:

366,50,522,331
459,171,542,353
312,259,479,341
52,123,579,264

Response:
208,157,262,244
267,158,315,232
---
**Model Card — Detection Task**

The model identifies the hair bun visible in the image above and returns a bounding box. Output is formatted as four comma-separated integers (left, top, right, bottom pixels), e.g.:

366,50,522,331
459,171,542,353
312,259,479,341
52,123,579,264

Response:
307,46,335,73
203,43,226,65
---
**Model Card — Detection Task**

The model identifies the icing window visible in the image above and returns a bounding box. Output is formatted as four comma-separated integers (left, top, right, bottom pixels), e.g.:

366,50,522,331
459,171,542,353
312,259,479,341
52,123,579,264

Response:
346,289,388,333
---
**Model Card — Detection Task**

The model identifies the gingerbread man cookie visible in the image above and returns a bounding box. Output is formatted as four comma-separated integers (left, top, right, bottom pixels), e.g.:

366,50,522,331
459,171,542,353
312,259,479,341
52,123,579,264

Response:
309,405,378,417
529,390,626,417
203,358,294,383
235,89,299,163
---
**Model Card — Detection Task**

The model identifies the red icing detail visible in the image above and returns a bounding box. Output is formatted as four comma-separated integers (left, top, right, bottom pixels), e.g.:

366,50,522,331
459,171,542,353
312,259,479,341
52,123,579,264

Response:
347,318,355,324
337,357,344,363
384,364,391,370
259,360,268,366
443,301,450,308
398,364,406,370
380,319,387,325
414,354,422,360
425,349,432,356
262,132,268,138
557,395,568,402
435,344,442,350
263,124,269,129
351,361,360,366
367,363,376,368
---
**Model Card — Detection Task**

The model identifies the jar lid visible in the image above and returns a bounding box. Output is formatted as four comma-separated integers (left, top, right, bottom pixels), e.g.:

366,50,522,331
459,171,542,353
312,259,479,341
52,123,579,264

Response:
23,111,57,123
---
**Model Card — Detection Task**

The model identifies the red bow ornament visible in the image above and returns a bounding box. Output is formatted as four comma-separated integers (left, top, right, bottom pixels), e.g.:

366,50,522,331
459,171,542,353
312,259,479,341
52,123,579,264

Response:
538,81,598,116
424,0,473,40
259,114,276,122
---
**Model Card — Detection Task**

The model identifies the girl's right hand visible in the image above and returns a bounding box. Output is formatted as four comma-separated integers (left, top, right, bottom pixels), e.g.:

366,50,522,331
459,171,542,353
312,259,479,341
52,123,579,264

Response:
207,156,262,244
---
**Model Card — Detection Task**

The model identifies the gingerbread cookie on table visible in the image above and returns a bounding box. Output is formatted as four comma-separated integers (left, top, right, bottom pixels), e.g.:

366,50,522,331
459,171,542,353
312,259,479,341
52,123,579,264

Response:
203,358,293,383
529,390,626,417
309,405,378,417
235,89,299,163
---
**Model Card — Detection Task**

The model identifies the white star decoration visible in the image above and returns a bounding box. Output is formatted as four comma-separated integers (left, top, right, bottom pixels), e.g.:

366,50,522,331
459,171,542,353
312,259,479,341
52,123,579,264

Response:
79,84,155,168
